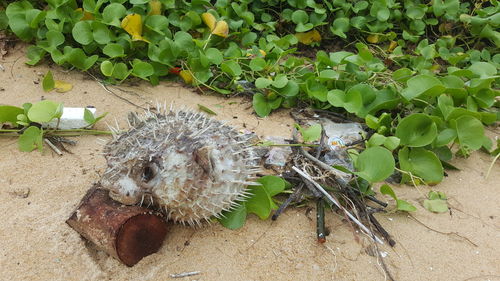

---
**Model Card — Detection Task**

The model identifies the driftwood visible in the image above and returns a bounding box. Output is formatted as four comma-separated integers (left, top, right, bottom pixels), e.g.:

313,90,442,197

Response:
66,186,168,266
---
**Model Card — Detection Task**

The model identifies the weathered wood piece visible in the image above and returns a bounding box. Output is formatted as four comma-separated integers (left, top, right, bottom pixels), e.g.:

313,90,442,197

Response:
66,186,168,266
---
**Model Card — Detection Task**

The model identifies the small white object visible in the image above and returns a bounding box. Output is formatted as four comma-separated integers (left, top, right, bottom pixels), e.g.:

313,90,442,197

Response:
45,107,96,129
380,251,388,258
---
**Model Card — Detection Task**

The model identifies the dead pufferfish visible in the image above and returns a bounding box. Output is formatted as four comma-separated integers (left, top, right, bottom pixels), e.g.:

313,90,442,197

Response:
99,108,261,226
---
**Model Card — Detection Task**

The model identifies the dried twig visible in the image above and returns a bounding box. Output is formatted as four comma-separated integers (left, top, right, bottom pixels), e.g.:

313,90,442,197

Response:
316,198,326,243
169,271,201,278
272,183,304,220
44,138,63,155
292,166,384,244
87,73,147,110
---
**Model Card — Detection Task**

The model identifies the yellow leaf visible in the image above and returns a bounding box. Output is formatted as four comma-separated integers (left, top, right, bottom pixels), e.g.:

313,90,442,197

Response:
388,41,398,52
259,49,267,57
295,30,321,45
367,34,379,43
212,20,229,38
75,8,94,20
121,14,146,41
202,12,216,31
179,70,193,84
148,0,162,15
54,80,73,93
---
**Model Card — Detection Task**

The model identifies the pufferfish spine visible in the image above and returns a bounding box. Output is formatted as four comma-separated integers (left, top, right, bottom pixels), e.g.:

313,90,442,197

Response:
99,106,262,226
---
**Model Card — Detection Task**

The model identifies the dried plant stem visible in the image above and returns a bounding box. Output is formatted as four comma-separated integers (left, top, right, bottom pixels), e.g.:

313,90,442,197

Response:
292,166,384,244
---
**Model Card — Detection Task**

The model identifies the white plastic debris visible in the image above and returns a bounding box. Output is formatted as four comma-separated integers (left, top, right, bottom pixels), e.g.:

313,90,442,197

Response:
264,136,293,167
320,118,364,150
45,107,96,130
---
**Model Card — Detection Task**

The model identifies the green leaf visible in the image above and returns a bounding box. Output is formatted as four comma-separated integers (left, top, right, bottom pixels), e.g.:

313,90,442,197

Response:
221,60,242,77
383,136,400,151
253,93,271,117
249,58,266,71
218,203,247,229
102,3,126,27
468,62,497,78
255,77,272,88
298,123,322,143
380,184,416,212
245,184,272,219
112,63,130,80
331,17,350,38
83,108,95,125
278,80,299,97
92,21,111,44
306,79,328,102
354,146,395,183
42,71,55,92
319,70,339,80
27,100,63,123
272,74,288,88
102,44,124,59
18,126,43,152
197,104,217,115
368,133,386,146
396,200,417,212
451,116,484,151
26,46,46,65
72,21,93,45
401,75,445,101
257,175,286,197
100,60,113,76
396,114,437,147
392,68,413,83
0,106,24,126
132,60,154,79
398,147,444,185
205,48,223,65
434,128,457,147
380,184,397,200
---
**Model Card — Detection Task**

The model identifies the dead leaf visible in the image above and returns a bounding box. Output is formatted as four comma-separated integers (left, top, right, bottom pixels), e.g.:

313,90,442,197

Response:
179,70,194,84
54,80,73,93
388,41,398,52
295,30,321,45
121,14,148,42
148,0,162,15
202,13,217,31
367,34,379,44
212,20,229,38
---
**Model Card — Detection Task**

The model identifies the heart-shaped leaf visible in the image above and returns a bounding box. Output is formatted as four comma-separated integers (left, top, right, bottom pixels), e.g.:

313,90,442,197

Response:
398,147,443,185
401,75,445,101
396,113,437,147
354,146,395,183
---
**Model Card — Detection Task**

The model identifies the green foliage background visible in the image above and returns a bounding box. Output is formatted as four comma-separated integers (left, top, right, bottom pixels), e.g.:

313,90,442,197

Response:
0,0,498,188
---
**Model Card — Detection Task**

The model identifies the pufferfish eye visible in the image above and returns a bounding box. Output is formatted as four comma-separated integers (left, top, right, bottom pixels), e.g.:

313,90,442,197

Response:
142,162,159,183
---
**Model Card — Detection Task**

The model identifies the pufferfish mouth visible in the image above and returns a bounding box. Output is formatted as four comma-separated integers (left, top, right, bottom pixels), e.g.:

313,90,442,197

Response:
108,189,141,205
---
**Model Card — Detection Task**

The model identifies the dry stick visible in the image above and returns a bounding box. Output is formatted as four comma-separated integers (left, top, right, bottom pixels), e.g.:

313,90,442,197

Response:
349,185,388,207
87,73,147,110
170,271,201,278
369,213,396,247
44,138,63,155
272,183,304,221
316,198,326,243
408,214,478,247
293,129,349,187
292,166,384,244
